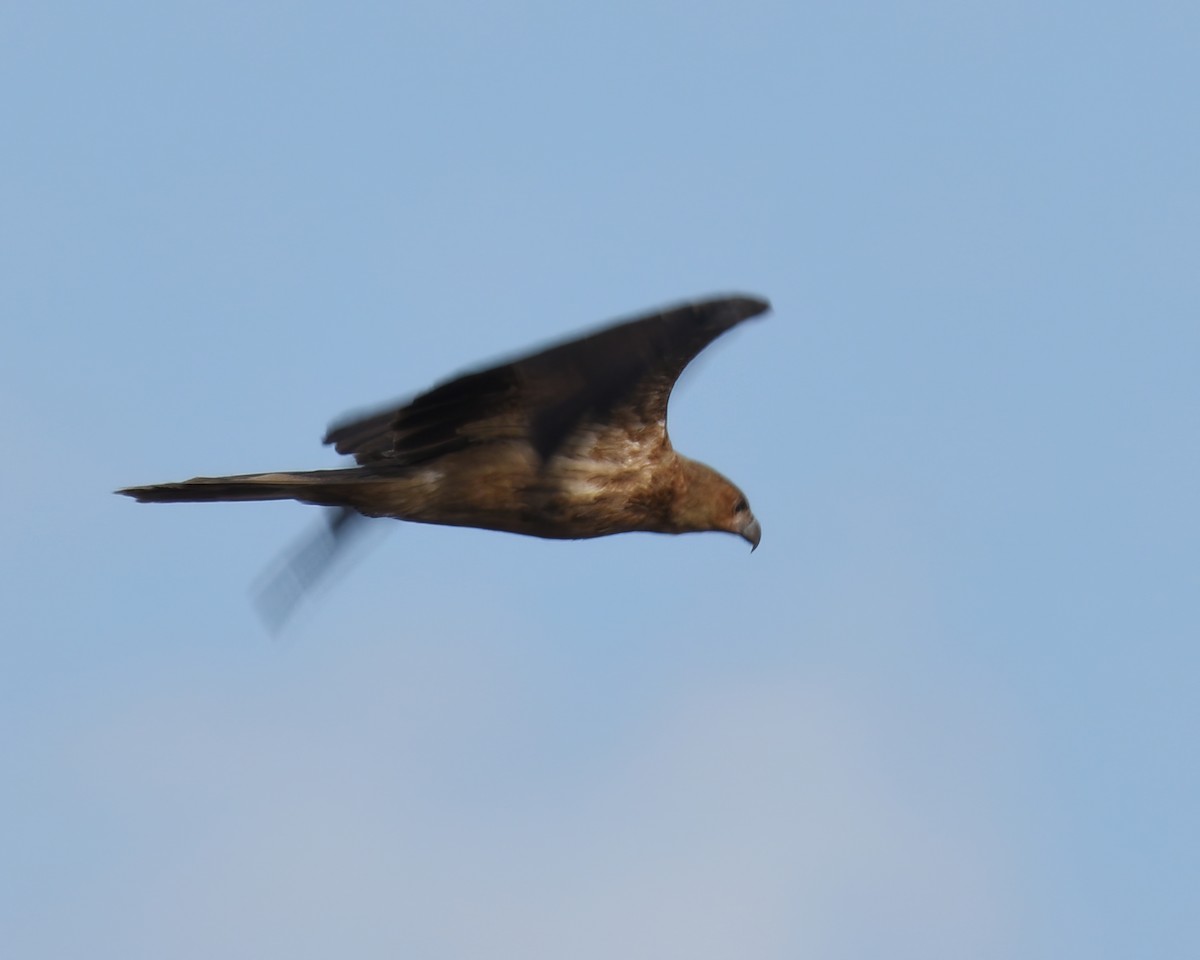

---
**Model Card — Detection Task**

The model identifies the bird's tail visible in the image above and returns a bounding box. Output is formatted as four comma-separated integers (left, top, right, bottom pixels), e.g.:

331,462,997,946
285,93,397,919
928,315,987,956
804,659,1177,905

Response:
116,469,364,506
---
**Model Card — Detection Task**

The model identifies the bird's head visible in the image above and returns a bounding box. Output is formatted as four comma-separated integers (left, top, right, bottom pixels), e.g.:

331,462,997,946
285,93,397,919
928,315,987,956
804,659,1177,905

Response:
673,458,762,551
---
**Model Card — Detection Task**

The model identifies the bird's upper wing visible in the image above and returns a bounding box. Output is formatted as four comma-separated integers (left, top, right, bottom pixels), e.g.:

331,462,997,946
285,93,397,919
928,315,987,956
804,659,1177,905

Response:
323,294,769,466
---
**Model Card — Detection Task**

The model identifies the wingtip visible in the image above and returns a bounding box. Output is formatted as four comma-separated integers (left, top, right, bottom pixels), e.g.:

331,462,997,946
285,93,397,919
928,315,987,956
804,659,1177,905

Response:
739,294,771,318
704,293,771,321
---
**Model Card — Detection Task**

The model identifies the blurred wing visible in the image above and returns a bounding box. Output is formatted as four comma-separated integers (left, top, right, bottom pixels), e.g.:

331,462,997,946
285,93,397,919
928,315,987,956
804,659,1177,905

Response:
324,294,769,465
253,507,372,632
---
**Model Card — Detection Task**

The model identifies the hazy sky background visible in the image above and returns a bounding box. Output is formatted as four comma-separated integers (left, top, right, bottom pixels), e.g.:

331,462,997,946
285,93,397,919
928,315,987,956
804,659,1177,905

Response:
3,2,1197,957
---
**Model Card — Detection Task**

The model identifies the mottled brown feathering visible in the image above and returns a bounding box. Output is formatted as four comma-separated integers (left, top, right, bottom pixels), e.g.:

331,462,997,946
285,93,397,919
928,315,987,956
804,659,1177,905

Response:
118,295,768,587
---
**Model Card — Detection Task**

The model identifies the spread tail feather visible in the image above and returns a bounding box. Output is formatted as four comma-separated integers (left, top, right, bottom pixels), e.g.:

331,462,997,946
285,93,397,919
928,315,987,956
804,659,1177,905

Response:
116,470,362,506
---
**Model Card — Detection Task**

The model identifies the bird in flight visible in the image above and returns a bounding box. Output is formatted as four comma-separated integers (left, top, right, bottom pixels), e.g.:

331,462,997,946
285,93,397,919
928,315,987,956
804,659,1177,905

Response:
119,295,768,575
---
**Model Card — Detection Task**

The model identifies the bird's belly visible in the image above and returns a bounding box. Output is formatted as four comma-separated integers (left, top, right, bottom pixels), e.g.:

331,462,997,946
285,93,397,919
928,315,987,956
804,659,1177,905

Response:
365,444,670,541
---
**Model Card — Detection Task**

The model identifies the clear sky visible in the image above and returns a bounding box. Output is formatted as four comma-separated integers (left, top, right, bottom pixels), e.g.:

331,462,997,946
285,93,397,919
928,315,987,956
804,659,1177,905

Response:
3,2,1197,957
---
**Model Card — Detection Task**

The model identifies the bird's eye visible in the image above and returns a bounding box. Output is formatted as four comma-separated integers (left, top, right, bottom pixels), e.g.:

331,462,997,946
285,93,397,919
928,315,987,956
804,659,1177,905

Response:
733,497,748,513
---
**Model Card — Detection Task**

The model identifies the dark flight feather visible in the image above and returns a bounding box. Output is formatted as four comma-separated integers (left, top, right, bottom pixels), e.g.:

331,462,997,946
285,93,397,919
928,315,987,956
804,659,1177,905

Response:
324,295,768,464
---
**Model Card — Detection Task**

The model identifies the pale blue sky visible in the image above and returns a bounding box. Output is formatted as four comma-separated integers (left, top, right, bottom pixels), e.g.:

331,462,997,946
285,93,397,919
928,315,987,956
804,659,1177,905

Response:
2,2,1197,957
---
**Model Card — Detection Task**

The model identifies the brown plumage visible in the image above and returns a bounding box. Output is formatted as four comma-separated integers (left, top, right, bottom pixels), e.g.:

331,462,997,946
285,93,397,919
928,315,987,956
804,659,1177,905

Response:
118,295,768,554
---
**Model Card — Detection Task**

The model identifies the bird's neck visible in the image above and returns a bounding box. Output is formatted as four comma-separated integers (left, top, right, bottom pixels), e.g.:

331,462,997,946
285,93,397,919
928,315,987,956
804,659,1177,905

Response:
666,456,732,534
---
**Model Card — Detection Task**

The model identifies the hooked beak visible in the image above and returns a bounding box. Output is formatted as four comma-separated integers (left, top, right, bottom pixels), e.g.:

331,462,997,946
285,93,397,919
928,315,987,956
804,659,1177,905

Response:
740,515,762,552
